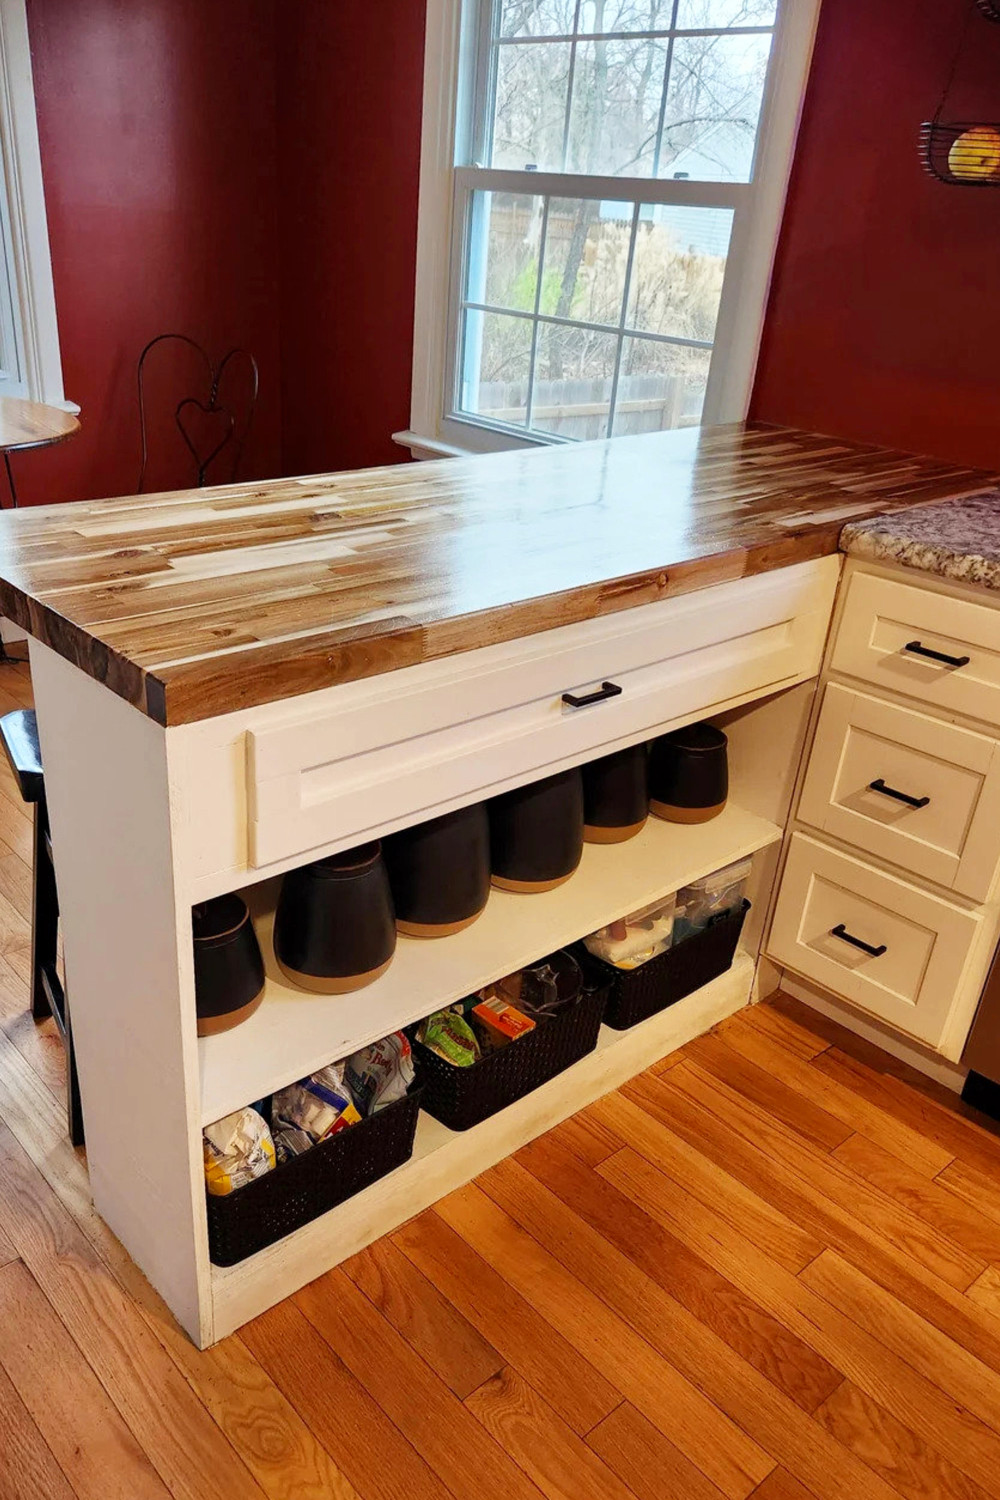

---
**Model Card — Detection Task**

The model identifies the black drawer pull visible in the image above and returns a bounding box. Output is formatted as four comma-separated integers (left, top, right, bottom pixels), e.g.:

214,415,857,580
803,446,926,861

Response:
562,681,623,709
904,640,971,669
868,778,930,810
832,923,887,958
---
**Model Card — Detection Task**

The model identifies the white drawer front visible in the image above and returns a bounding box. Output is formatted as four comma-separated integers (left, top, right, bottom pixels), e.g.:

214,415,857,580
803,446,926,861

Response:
832,571,1000,727
799,684,1000,900
768,834,982,1047
241,560,838,870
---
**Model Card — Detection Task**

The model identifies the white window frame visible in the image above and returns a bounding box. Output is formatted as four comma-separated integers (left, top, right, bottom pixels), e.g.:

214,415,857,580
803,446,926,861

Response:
396,0,821,459
0,0,73,410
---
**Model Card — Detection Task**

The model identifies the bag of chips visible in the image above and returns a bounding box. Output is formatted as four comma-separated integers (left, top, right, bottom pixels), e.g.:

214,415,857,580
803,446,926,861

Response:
417,1007,480,1066
203,1106,276,1196
345,1032,415,1115
272,1063,361,1142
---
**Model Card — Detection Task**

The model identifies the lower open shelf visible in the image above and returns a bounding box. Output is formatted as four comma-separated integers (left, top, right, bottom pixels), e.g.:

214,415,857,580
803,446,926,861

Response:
199,803,780,1125
208,949,755,1343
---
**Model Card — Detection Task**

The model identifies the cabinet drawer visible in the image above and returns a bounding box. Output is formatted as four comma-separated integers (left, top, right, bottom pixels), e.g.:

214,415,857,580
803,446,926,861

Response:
832,570,1000,727
768,834,982,1047
240,560,838,870
799,684,1000,901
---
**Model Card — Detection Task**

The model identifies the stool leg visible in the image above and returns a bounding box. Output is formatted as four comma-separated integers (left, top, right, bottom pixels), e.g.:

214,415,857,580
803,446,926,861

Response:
66,1008,85,1148
32,796,84,1146
30,803,55,1021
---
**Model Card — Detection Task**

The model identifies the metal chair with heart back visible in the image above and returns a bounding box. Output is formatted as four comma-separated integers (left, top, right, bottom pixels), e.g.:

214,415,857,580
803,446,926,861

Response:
137,332,259,493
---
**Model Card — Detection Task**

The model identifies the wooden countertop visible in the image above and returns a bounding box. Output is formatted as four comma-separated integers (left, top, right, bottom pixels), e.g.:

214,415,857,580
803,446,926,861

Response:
0,395,80,452
0,422,989,726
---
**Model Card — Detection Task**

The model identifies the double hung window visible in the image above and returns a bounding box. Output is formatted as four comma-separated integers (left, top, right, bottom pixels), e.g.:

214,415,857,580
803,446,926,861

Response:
403,0,821,454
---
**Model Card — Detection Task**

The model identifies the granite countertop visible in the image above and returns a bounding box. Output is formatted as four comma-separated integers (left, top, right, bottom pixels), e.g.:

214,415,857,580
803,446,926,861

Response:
842,490,1000,589
0,422,989,725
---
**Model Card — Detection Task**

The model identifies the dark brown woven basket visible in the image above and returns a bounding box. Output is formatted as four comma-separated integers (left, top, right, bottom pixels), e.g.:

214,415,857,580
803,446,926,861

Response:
572,899,750,1031
411,982,607,1132
920,120,1000,186
206,1086,422,1266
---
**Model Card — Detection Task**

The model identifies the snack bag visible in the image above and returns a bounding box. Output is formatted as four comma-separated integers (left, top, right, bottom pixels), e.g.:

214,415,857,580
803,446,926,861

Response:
418,1007,480,1066
345,1032,415,1115
272,1063,362,1142
272,1126,314,1164
203,1107,276,1196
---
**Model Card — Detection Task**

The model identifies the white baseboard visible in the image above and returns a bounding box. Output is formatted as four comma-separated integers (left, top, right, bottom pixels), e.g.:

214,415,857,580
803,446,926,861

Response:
0,618,27,644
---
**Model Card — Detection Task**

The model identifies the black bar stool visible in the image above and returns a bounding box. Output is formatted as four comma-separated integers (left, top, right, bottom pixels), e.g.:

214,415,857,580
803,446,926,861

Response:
0,709,83,1145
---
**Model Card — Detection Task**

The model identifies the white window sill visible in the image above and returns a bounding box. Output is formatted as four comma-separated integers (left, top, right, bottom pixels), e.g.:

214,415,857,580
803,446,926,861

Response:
392,430,473,461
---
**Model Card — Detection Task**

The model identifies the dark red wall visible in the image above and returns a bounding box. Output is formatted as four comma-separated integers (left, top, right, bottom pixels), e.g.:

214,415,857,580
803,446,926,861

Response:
21,0,282,506
276,0,426,477
752,0,1000,470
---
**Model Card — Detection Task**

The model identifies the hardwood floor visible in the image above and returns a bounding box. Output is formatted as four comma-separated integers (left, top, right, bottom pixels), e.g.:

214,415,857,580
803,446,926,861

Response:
3,654,1000,1497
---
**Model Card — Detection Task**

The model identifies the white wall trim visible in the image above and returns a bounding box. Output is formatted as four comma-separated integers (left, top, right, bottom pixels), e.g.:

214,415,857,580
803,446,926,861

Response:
408,0,465,451
0,0,72,410
406,0,823,453
704,0,823,426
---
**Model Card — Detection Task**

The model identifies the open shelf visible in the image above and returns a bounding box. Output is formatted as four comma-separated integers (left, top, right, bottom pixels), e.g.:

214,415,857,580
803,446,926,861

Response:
209,950,755,1339
198,803,780,1124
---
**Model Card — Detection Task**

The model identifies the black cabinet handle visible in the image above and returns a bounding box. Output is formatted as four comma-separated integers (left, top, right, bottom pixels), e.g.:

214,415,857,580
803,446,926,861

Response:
904,640,970,669
868,778,930,810
562,681,623,709
831,923,887,958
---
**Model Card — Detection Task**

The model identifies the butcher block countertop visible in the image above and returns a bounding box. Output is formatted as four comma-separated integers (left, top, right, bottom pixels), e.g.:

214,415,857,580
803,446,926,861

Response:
0,421,990,726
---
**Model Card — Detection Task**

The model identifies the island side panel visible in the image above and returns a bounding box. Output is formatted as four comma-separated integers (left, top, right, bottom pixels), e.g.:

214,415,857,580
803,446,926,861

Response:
29,641,211,1345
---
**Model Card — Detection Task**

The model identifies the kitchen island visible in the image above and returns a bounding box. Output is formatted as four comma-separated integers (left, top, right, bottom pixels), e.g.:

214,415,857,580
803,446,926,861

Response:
0,421,987,1347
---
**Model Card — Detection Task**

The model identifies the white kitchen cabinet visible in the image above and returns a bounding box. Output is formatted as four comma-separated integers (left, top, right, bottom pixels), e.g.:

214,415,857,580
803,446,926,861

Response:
799,683,1000,901
769,561,1000,1062
832,569,1000,729
769,833,983,1047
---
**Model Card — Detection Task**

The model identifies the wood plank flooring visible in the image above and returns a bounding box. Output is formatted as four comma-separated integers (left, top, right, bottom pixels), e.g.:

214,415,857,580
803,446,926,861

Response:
3,654,1000,1496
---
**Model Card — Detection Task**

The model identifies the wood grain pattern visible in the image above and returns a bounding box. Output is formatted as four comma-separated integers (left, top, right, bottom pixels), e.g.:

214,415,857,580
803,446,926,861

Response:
801,1250,1000,1441
543,1107,625,1167
663,1062,984,1289
813,1380,995,1500
436,1180,773,1499
682,1031,855,1154
241,1299,453,1500
472,1158,904,1500
590,1089,824,1274
0,1258,171,1500
831,1131,1000,1264
600,1146,1000,1496
0,422,989,722
513,1131,842,1414
391,1210,621,1438
624,1068,1000,1380
586,1401,733,1500
341,1239,503,1400
813,1047,1000,1180
0,1361,76,1500
717,1018,955,1177
747,1473,816,1500
294,1268,547,1500
464,1366,635,1500
0,395,79,453
967,1265,1000,1321
0,1125,268,1500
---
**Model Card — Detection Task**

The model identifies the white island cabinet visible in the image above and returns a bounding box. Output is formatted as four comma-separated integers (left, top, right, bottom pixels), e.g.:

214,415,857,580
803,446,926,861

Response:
0,422,985,1345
